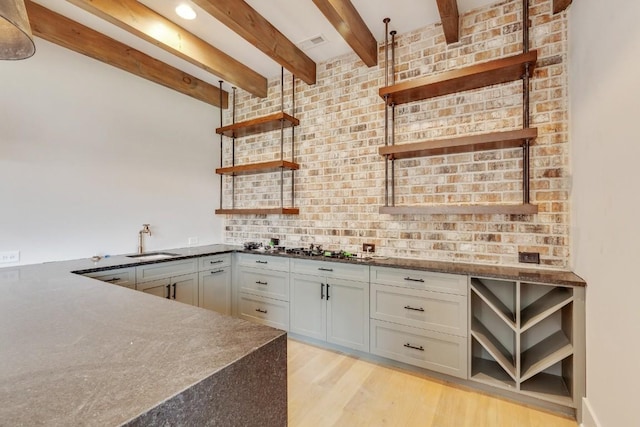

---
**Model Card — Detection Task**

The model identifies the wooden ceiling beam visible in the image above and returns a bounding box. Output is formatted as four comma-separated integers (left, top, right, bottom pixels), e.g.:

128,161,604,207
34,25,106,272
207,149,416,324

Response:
553,0,573,14
312,0,377,67
436,0,459,44
67,0,267,98
191,0,316,85
25,1,228,108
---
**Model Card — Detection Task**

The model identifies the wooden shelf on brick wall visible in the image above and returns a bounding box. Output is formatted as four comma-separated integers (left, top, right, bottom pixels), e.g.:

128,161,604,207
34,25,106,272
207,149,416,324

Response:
380,204,539,215
215,112,299,138
379,128,538,159
216,160,300,176
379,51,538,105
215,208,300,215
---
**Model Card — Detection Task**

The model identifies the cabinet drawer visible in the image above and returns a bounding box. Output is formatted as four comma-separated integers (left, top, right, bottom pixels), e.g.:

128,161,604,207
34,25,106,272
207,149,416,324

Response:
199,253,231,270
371,266,467,295
136,258,198,283
238,293,289,331
371,284,467,336
370,319,468,379
291,259,369,282
85,267,136,289
237,268,289,301
235,253,290,272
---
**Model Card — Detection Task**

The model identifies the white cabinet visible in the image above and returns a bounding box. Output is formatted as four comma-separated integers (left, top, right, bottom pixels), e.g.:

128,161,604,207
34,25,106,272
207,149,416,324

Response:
198,254,232,315
369,266,468,379
83,267,136,289
290,259,369,352
136,259,198,306
137,273,198,305
235,253,290,330
470,277,585,410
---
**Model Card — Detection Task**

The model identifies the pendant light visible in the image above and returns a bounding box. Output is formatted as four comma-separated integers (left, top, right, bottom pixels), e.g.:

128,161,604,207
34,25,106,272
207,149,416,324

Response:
0,0,35,60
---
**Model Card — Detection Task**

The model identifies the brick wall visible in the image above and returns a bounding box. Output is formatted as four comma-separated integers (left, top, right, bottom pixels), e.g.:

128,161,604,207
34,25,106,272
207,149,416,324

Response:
220,0,569,268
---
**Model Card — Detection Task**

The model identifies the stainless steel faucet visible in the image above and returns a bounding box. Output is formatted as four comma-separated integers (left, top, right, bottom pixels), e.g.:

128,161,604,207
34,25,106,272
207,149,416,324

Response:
138,224,151,254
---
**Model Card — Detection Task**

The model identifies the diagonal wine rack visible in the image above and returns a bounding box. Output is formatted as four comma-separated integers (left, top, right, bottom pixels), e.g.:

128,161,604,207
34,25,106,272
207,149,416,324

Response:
470,277,580,408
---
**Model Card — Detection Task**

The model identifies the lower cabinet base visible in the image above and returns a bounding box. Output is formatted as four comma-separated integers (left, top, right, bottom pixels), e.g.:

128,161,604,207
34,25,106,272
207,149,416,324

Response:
238,293,289,331
370,319,468,380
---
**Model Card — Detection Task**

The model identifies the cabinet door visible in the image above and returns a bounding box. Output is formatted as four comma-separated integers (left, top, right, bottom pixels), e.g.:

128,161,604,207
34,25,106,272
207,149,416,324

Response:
172,273,198,306
290,274,326,341
199,268,231,315
326,278,370,352
137,277,171,298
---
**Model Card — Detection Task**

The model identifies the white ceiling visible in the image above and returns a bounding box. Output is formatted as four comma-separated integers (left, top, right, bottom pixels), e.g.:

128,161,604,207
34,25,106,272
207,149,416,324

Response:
31,0,498,92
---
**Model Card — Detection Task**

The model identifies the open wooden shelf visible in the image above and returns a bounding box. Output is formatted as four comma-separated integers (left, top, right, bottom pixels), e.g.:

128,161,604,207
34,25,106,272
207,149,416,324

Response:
379,51,538,105
521,288,573,332
519,369,574,407
471,356,517,390
379,128,538,159
214,208,299,215
471,318,517,381
380,204,538,215
471,279,517,329
216,160,300,176
215,112,299,138
520,331,573,382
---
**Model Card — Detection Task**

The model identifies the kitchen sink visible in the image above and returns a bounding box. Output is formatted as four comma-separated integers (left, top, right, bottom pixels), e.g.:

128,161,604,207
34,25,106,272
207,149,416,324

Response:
126,252,180,261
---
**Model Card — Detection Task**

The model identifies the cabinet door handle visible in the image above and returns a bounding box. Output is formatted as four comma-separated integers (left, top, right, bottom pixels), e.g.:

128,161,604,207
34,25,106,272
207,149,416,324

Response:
404,343,424,351
165,284,171,299
321,283,325,300
256,260,268,264
326,283,330,300
256,281,268,285
255,308,268,314
318,267,333,272
209,260,224,264
172,283,176,299
404,305,425,312
404,277,425,283
105,277,121,282
210,269,224,274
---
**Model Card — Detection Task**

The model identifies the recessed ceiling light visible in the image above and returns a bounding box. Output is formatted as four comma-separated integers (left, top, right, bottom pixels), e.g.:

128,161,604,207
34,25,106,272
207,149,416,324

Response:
175,4,197,20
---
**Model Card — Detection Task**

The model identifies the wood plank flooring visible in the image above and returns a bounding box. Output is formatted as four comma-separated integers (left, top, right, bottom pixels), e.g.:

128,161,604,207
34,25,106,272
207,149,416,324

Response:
288,339,578,427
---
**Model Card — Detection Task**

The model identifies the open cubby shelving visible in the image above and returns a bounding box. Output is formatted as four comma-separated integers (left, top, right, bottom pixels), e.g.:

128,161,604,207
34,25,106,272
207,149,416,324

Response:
470,277,583,411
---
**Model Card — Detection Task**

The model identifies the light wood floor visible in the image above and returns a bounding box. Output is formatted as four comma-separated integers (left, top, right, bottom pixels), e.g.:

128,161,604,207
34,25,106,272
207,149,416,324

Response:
288,339,578,427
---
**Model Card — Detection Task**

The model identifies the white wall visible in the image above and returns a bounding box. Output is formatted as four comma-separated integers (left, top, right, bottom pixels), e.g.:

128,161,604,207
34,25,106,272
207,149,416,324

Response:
0,39,224,265
570,1,640,426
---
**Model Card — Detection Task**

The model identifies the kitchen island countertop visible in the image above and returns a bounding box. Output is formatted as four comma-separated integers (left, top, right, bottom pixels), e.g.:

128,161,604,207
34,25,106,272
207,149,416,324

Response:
0,244,287,426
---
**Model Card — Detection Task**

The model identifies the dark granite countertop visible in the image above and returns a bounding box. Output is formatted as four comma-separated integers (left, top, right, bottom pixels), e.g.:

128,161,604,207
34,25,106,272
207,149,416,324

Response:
0,244,284,426
236,249,586,287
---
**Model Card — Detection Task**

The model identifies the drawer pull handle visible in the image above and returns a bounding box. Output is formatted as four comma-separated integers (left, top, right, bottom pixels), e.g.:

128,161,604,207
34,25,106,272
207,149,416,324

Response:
256,260,268,264
404,277,425,283
256,281,268,285
404,343,424,351
404,305,425,312
172,283,176,299
210,269,224,274
105,277,121,282
209,260,224,264
318,267,333,272
165,284,171,299
255,308,268,314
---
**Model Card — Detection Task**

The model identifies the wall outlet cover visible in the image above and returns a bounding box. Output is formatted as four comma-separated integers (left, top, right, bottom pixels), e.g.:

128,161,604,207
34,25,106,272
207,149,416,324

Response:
363,243,375,253
188,237,199,245
0,250,19,264
518,251,540,264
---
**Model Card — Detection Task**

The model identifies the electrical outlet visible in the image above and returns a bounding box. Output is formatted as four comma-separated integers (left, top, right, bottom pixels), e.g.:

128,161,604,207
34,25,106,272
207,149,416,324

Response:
0,250,19,264
188,237,199,246
519,251,540,264
363,243,375,253
0,269,19,282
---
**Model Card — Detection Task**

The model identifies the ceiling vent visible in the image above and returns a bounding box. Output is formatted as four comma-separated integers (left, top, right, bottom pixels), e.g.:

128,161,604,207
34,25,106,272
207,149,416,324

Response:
297,34,328,51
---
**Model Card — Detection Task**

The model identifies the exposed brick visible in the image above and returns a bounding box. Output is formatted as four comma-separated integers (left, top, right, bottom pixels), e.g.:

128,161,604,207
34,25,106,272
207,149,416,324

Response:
221,0,570,269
